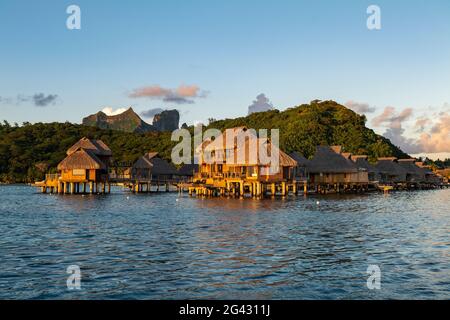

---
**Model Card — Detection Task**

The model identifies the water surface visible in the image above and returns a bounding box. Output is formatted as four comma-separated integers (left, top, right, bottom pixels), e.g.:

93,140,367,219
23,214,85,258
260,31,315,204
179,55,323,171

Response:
0,185,449,299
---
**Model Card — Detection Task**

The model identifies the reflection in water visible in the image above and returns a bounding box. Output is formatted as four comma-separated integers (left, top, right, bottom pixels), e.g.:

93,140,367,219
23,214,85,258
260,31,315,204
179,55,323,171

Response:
0,185,449,299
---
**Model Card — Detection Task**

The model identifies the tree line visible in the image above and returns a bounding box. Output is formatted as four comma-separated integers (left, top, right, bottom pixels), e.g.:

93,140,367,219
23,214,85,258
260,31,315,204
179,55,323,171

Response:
2,100,444,183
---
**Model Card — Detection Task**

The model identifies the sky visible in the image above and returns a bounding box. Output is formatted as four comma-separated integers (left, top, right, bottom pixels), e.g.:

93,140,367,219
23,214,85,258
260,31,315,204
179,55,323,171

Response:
0,0,449,159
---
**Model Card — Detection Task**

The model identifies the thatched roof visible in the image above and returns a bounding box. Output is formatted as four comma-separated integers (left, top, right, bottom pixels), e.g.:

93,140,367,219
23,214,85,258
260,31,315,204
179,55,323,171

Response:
199,127,297,167
57,148,106,170
133,154,154,169
278,148,298,167
307,146,359,173
415,162,435,175
289,152,310,167
133,152,178,175
203,127,254,152
178,164,199,175
341,152,352,159
351,155,379,174
398,159,426,180
375,157,408,177
67,137,112,156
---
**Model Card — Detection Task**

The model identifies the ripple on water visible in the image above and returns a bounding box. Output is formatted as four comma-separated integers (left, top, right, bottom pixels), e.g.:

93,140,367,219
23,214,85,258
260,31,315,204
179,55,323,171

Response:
0,186,449,299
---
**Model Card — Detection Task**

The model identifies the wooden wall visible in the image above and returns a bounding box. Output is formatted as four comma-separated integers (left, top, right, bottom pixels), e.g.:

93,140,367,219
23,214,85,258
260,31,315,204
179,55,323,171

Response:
60,169,101,182
310,171,369,184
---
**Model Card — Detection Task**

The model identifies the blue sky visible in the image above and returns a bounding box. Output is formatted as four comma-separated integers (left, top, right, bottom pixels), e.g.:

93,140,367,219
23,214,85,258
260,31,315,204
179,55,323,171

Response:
0,0,449,157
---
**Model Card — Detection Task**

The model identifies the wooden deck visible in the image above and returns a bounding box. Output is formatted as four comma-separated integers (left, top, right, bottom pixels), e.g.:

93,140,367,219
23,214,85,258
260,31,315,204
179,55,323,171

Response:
34,174,184,194
181,178,308,198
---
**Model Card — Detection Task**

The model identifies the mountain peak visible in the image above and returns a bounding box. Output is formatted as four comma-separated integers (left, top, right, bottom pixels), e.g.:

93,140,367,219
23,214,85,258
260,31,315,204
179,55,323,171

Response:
82,107,180,133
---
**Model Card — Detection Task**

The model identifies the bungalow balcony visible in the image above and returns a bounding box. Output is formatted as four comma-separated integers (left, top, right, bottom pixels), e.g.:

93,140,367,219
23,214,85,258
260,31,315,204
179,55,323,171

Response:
195,171,257,180
194,168,297,184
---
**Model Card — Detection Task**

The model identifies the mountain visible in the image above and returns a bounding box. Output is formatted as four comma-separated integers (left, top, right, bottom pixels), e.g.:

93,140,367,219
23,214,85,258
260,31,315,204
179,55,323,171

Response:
82,107,156,133
153,110,180,132
207,100,408,161
82,107,180,133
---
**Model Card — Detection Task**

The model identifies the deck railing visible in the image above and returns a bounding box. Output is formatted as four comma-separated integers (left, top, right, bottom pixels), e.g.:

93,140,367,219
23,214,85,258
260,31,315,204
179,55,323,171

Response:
195,172,257,180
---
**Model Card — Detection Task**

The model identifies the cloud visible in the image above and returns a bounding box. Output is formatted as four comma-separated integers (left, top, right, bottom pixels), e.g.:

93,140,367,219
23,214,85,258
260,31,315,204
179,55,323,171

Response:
414,117,431,132
101,107,128,116
372,107,418,153
382,126,421,154
17,95,30,104
129,85,208,104
163,93,195,104
32,93,58,107
372,106,450,154
248,94,274,115
0,96,9,104
372,106,413,128
416,111,450,153
140,108,164,119
443,102,450,110
345,100,376,114
0,93,59,107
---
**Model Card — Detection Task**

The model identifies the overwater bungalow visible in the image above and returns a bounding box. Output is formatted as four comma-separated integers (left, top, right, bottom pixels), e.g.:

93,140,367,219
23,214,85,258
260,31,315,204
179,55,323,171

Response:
351,155,380,183
177,164,199,182
397,159,426,186
132,152,178,181
191,127,299,197
130,152,178,192
306,146,369,193
374,157,408,186
416,162,443,186
289,152,309,183
36,137,112,194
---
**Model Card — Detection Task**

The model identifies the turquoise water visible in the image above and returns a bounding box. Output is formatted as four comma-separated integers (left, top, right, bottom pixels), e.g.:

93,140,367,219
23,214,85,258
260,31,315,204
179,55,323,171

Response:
0,185,448,299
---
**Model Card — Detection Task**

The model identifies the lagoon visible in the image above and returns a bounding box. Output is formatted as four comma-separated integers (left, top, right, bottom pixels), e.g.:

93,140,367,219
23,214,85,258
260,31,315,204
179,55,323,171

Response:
0,185,448,299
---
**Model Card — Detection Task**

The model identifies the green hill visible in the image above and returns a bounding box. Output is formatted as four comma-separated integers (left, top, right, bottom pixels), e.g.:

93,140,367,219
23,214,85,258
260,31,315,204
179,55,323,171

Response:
0,100,408,183
208,100,408,160
0,121,176,183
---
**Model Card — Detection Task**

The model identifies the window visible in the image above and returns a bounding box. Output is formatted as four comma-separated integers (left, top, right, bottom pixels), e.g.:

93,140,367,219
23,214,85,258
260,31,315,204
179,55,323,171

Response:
73,169,85,176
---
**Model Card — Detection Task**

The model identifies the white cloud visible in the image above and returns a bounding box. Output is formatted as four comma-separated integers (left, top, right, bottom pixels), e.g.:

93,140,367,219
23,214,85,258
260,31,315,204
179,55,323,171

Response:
101,107,128,116
345,100,376,114
248,94,274,115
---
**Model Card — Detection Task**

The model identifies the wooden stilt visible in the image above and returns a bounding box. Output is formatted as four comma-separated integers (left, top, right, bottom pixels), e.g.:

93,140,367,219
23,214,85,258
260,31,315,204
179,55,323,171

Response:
281,182,286,196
